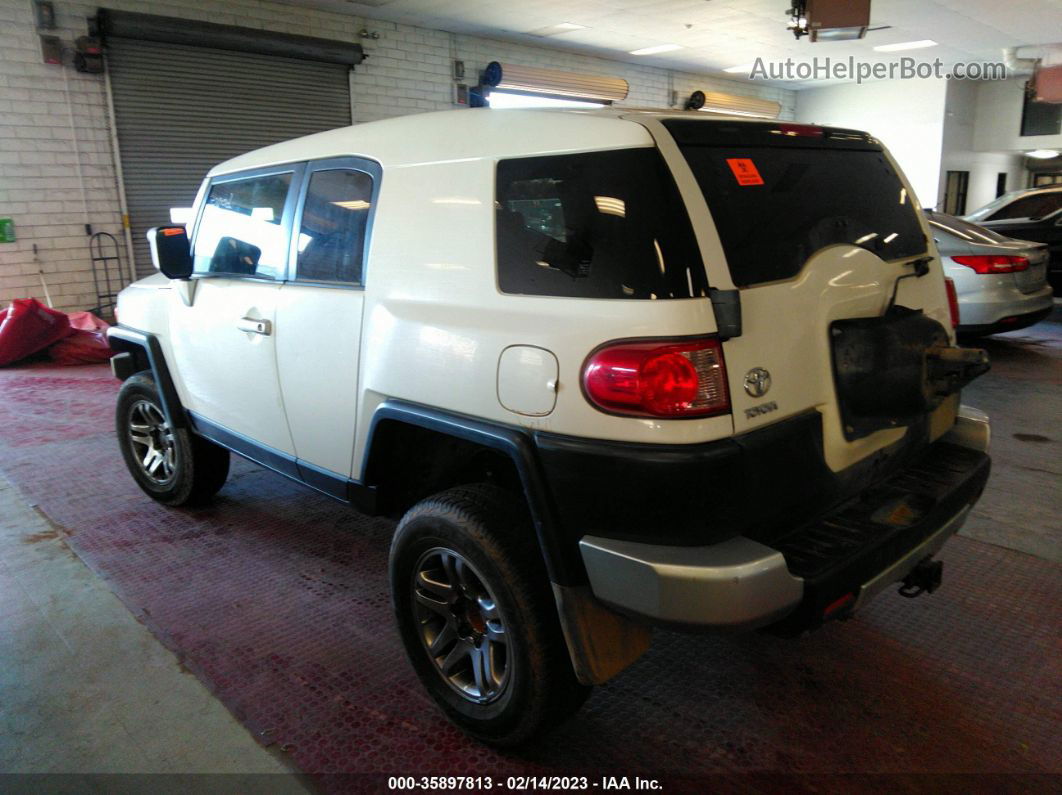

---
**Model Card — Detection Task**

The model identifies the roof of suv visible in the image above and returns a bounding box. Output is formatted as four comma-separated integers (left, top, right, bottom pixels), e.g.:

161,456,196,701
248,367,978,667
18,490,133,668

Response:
208,107,764,176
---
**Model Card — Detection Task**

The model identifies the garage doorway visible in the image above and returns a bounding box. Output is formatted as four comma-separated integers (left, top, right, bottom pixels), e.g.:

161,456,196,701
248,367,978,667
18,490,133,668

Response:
106,38,353,277
943,170,970,216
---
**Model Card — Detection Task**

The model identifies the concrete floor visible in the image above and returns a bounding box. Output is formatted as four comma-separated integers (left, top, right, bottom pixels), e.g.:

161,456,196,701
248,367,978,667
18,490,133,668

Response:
959,307,1062,563
0,304,1058,783
0,474,306,788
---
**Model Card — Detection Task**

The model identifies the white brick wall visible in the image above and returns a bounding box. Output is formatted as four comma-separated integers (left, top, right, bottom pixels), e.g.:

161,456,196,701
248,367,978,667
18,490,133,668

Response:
0,0,795,312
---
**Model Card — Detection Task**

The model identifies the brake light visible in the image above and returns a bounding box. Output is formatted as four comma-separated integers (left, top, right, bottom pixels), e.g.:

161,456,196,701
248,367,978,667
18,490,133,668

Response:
582,339,730,418
944,278,960,329
823,592,854,619
951,254,1029,274
775,123,824,138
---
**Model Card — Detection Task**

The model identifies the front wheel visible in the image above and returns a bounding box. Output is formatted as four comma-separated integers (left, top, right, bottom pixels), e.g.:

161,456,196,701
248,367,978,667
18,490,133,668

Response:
116,372,230,506
390,484,590,745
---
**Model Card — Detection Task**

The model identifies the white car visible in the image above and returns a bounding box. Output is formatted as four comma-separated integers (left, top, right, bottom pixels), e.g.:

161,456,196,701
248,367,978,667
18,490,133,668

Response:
926,210,1053,336
108,108,992,745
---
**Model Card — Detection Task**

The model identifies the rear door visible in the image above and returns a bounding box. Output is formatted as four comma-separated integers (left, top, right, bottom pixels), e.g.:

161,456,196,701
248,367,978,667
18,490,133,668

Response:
660,119,952,473
275,158,380,482
170,165,302,455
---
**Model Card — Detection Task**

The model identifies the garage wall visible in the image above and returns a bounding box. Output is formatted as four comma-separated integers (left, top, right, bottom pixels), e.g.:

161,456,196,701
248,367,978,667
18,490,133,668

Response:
0,0,120,314
0,0,795,312
974,77,1062,153
794,78,949,209
352,26,797,124
939,78,1027,214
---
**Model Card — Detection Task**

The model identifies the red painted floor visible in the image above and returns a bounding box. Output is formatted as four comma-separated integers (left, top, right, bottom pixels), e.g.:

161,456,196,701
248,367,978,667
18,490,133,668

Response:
0,363,1059,791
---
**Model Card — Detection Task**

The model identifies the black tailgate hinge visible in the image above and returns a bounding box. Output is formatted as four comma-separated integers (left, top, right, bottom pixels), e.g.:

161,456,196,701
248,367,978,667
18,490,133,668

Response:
710,288,742,339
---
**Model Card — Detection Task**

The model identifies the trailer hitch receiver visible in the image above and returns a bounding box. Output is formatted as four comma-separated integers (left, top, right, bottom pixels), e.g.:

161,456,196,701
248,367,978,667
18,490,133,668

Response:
898,558,943,598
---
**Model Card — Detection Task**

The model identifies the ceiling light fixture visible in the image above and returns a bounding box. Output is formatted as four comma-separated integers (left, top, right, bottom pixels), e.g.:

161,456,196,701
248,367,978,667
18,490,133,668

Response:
1025,149,1060,159
723,63,755,73
528,22,588,36
873,39,938,52
629,43,683,55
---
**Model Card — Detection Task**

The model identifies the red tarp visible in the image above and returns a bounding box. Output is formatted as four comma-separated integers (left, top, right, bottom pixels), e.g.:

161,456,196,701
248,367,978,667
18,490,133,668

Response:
0,299,111,366
48,311,112,365
0,298,72,366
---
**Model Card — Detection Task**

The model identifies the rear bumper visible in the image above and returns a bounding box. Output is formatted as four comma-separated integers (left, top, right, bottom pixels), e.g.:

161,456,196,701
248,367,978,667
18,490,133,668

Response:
958,305,1052,337
956,284,1053,332
578,408,990,632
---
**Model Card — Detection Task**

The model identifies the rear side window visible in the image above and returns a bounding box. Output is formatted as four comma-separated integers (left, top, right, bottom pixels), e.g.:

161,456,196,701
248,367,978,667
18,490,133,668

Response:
495,149,707,299
295,169,373,285
673,142,927,287
193,172,293,279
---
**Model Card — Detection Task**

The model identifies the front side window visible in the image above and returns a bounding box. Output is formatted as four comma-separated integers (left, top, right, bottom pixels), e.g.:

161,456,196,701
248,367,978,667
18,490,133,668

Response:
495,149,708,300
193,172,293,279
295,169,374,284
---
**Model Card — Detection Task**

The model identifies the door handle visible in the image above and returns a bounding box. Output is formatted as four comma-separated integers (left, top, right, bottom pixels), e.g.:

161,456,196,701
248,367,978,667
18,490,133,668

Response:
237,317,272,336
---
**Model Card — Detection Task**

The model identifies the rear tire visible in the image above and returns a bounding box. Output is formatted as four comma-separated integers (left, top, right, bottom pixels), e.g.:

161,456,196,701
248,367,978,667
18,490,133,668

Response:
116,372,230,506
390,484,590,745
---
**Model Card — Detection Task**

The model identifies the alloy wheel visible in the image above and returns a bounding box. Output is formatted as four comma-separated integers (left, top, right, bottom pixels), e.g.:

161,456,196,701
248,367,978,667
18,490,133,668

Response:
411,547,511,703
127,399,176,485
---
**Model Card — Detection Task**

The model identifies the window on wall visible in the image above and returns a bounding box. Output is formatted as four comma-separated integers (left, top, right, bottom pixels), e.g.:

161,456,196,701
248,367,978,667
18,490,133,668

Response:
193,172,293,279
487,90,605,109
295,169,374,285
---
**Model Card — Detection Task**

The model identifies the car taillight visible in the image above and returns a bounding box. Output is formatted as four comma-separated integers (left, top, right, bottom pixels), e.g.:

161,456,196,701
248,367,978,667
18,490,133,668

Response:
944,278,960,329
582,338,730,418
951,254,1029,274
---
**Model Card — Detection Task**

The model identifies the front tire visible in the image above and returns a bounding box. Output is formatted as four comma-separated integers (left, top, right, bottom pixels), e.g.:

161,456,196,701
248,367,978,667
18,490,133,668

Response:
390,484,590,745
116,372,230,506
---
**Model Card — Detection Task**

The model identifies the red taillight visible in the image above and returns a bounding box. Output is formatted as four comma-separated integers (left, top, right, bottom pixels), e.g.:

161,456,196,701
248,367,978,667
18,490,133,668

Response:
944,278,960,329
582,339,730,418
951,254,1029,274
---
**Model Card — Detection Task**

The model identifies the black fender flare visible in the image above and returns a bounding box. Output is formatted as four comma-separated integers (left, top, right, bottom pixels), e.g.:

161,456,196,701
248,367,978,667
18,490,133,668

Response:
106,326,188,430
363,400,583,587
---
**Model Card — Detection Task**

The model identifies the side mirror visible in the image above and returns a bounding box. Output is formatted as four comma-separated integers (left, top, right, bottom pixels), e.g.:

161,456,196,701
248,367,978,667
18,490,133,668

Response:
147,226,193,279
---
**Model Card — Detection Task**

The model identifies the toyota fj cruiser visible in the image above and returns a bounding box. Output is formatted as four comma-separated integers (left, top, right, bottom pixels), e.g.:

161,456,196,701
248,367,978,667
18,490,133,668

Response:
108,108,992,745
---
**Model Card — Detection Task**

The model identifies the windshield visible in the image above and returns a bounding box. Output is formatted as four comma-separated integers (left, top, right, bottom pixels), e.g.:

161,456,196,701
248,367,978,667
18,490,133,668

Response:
964,190,1024,222
965,190,1062,223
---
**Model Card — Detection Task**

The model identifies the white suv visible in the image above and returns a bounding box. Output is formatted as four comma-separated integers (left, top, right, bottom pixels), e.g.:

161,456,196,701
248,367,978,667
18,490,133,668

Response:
108,108,992,745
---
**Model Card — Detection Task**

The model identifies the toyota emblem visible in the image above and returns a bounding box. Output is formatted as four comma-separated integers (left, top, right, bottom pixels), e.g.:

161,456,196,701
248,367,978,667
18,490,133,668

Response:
744,368,772,398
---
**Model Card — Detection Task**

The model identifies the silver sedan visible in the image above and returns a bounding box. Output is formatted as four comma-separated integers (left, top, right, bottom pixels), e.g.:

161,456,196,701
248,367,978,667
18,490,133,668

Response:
927,211,1054,337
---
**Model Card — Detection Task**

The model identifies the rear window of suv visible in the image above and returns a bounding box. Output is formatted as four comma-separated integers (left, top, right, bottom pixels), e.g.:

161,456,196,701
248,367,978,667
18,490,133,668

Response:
665,120,927,287
495,148,708,299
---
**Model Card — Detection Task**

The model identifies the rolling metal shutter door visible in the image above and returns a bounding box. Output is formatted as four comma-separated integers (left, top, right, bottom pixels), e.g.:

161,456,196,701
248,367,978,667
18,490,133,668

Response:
107,38,352,277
